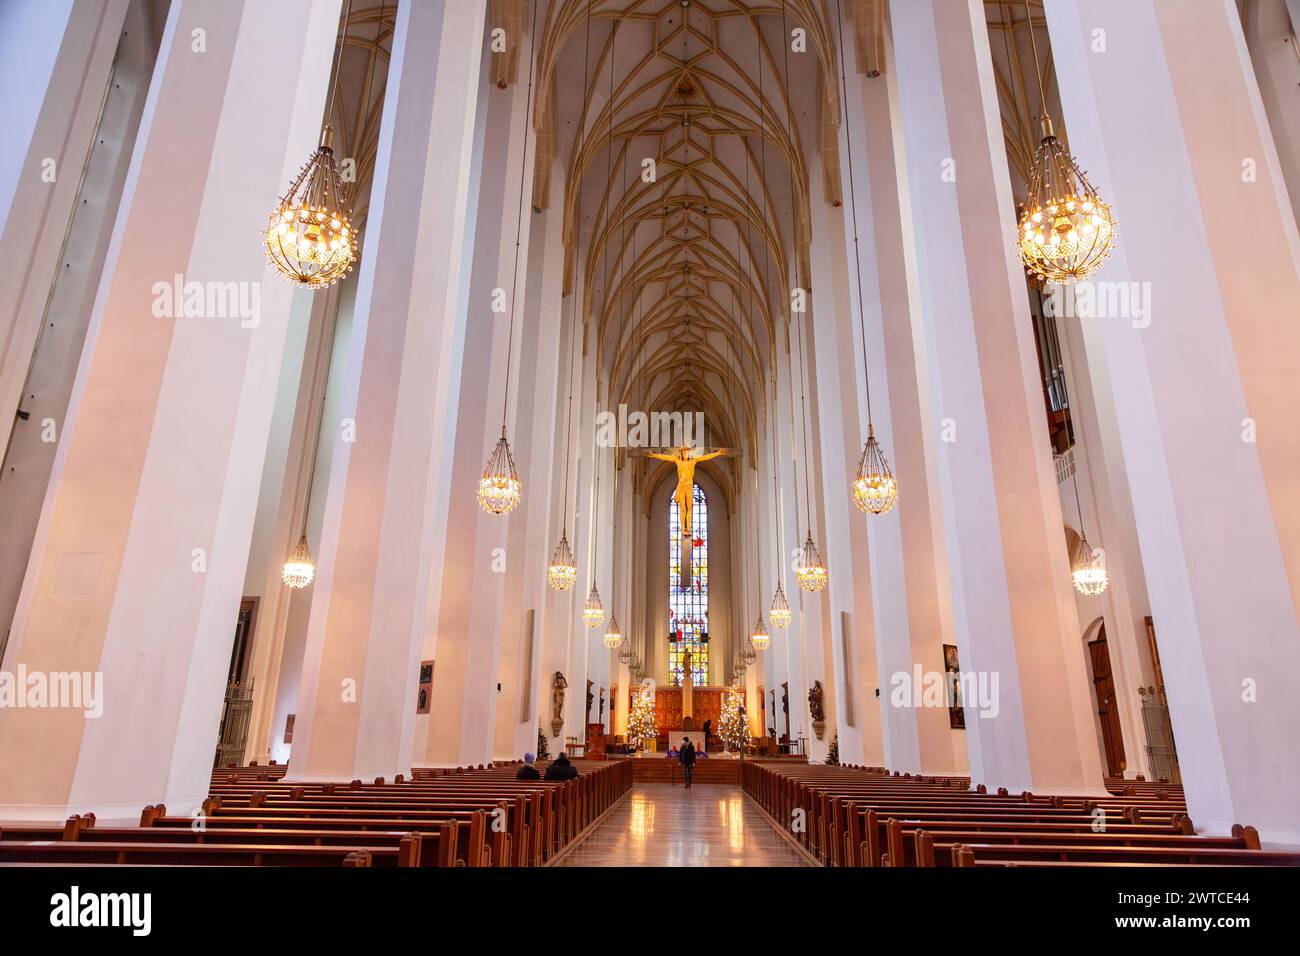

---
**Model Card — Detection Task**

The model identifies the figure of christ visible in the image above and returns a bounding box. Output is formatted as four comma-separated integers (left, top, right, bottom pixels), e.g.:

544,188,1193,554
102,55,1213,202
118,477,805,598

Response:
645,446,726,543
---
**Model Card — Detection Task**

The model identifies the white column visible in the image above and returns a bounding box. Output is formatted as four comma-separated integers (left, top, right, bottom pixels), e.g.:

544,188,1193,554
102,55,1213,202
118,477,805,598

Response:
0,0,342,820
889,0,1105,794
288,0,487,782
422,43,538,766
0,0,128,434
839,11,965,776
807,167,882,768
1047,0,1300,842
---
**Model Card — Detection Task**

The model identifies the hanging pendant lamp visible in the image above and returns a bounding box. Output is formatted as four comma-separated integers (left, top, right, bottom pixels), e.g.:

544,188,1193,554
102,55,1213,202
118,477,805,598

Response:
547,529,577,590
583,582,605,629
834,0,897,516
603,612,623,650
282,531,316,589
796,530,828,593
264,1,359,289
1071,531,1109,596
479,0,538,515
751,615,770,652
1014,2,1116,284
769,581,791,628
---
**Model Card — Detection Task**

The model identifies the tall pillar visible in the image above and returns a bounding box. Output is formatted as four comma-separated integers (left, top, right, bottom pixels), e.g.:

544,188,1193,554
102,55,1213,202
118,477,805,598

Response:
838,10,963,776
288,0,487,782
422,39,537,766
0,0,342,820
806,166,882,767
888,0,1105,794
0,0,128,435
1047,0,1300,841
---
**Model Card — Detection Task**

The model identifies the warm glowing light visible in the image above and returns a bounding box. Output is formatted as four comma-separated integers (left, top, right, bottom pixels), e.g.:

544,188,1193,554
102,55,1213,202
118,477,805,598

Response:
264,129,358,289
583,583,605,629
478,432,521,515
769,582,791,629
796,531,828,593
852,427,898,515
751,615,770,652
547,530,577,590
1017,118,1117,284
1072,532,1110,596
603,613,623,650
281,532,315,589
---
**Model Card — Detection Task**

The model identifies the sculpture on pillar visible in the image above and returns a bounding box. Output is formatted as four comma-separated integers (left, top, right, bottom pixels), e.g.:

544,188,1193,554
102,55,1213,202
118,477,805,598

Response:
808,680,826,741
551,671,568,739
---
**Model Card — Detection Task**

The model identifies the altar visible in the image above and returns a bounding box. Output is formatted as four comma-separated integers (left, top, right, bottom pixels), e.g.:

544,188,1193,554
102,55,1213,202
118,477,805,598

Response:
631,685,725,734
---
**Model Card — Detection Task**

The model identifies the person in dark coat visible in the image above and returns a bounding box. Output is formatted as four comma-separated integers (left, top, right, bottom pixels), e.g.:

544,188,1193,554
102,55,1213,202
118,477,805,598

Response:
678,738,697,788
702,719,712,753
543,752,580,781
516,752,540,780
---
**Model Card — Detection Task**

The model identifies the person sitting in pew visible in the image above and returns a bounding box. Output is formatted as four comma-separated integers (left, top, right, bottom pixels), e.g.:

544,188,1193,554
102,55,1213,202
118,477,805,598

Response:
516,753,541,780
543,753,580,781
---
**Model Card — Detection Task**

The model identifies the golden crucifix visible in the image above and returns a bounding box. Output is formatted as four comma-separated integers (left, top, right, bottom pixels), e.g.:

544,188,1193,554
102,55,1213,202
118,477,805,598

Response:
646,446,728,541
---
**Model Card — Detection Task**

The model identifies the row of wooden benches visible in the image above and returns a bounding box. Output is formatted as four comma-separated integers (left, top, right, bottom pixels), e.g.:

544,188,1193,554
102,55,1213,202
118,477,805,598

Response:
0,760,632,867
741,762,1300,867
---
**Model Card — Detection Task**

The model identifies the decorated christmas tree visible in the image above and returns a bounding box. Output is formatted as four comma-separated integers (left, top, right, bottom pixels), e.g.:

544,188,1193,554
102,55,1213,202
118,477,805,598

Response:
627,690,658,751
718,684,748,752
536,725,550,761
825,733,840,766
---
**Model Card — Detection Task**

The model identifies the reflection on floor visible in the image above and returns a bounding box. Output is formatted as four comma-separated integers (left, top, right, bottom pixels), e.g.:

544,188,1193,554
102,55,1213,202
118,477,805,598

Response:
551,783,813,867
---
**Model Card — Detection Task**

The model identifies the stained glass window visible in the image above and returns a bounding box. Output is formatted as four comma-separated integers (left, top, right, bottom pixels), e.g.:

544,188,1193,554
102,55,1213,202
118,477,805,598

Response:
668,483,708,687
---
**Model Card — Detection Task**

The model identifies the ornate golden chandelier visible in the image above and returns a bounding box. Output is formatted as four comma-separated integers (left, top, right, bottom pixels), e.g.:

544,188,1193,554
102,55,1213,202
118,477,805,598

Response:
617,637,632,666
546,530,577,590
264,1,359,290
833,6,898,517
796,531,828,593
603,613,623,650
853,425,898,515
769,582,791,628
1071,531,1109,596
265,128,358,290
281,531,316,589
1018,118,1116,284
478,429,521,515
583,582,605,629
1014,3,1116,284
751,615,770,652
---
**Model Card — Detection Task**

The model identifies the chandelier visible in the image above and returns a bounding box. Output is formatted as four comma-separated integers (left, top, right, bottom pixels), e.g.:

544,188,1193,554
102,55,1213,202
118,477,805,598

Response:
547,530,577,590
852,425,898,515
1071,531,1109,596
769,582,791,628
1018,119,1117,284
265,128,358,289
796,530,828,593
603,612,623,650
751,614,770,652
583,583,605,629
281,531,316,589
618,638,632,666
478,429,521,515
1014,3,1116,284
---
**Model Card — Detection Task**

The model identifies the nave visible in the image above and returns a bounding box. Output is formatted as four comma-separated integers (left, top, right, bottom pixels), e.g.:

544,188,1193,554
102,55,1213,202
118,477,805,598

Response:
552,783,813,868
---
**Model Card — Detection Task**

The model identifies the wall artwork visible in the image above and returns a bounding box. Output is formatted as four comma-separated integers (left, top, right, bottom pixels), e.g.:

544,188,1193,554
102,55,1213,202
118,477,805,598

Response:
416,660,434,715
943,644,965,729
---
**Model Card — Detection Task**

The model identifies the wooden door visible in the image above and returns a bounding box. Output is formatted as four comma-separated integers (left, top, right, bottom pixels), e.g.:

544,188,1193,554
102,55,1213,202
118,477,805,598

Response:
1087,626,1127,776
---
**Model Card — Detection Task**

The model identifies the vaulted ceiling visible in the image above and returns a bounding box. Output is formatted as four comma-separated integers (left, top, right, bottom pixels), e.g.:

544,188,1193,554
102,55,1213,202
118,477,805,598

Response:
536,0,845,466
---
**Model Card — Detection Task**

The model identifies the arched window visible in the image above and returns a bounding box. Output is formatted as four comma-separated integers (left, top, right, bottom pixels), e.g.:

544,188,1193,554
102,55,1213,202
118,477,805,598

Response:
668,483,708,687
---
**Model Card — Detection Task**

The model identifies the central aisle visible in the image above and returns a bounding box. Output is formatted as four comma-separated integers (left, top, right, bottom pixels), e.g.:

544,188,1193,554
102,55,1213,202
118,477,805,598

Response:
551,783,814,867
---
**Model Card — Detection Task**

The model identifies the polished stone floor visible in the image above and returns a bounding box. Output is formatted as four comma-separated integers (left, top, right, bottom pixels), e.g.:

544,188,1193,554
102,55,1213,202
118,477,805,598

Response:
552,783,814,867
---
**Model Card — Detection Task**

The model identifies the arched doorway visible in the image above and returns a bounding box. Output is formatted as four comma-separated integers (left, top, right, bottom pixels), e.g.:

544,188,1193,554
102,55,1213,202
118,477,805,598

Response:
1085,620,1126,777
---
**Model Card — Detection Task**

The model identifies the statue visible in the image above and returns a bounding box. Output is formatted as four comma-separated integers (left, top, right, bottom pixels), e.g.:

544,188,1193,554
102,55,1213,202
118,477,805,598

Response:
550,671,568,738
645,446,728,543
808,680,826,741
